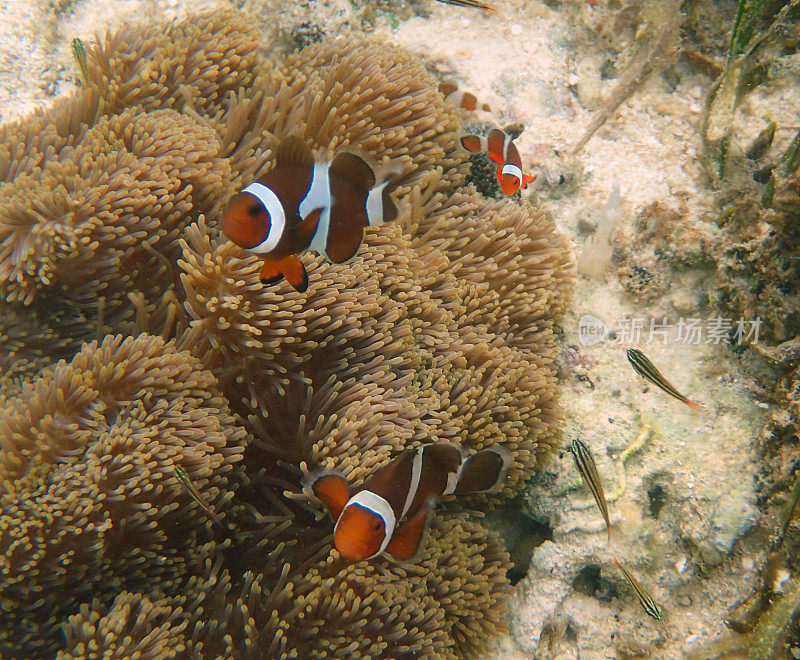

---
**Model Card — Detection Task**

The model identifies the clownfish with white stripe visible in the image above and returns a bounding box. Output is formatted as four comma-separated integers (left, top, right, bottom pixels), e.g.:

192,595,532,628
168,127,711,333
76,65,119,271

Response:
221,137,408,292
438,82,492,112
306,443,512,562
460,128,536,195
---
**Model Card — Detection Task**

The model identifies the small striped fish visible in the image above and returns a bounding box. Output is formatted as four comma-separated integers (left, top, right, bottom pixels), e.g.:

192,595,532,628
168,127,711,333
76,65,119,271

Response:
174,465,224,527
569,439,613,542
613,559,662,621
626,348,703,411
434,0,497,12
71,38,90,88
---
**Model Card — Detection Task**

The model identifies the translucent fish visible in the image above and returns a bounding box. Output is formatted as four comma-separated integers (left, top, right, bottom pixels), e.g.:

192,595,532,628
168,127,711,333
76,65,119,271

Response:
174,465,224,527
71,38,90,88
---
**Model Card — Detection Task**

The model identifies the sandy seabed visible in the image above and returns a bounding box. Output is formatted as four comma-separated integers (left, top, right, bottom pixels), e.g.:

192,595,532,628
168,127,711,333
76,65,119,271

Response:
3,0,798,657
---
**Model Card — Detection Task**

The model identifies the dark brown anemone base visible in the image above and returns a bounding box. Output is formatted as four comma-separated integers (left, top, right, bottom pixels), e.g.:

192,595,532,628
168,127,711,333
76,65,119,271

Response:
0,9,573,658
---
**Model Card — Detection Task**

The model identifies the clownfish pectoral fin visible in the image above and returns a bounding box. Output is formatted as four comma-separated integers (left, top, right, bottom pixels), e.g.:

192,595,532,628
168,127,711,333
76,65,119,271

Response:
296,208,323,246
259,259,285,285
274,135,314,170
385,498,434,562
305,472,351,521
522,173,536,187
278,255,309,292
453,447,512,494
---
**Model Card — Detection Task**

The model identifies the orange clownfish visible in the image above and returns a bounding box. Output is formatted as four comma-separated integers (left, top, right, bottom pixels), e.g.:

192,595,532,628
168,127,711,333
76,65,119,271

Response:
460,128,536,195
306,443,512,562
221,137,407,292
438,82,492,112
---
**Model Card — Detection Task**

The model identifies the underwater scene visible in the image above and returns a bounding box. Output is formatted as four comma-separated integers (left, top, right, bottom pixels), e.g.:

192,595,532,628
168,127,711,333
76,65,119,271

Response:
0,0,799,657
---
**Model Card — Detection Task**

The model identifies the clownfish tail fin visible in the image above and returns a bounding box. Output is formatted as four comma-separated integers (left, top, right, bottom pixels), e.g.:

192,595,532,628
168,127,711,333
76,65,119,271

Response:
453,446,513,495
367,164,416,226
303,470,351,521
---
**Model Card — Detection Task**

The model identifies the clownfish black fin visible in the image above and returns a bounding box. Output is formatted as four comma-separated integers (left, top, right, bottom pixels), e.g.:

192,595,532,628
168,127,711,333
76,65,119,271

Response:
423,442,464,476
324,152,378,264
330,152,377,191
305,471,351,521
278,255,309,292
324,220,366,264
274,136,314,170
453,447,512,494
385,497,434,561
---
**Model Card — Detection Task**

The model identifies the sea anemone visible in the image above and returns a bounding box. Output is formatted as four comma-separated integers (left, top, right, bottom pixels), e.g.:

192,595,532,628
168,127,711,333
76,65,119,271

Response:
0,9,572,657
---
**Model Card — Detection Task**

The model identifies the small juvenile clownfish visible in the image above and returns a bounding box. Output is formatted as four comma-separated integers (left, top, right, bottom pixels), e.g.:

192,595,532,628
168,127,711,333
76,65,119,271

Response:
460,128,536,195
438,82,492,112
306,443,512,562
221,137,407,293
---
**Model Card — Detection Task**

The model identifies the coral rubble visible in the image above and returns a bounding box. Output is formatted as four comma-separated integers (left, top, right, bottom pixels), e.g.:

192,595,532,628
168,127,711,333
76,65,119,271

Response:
0,9,572,657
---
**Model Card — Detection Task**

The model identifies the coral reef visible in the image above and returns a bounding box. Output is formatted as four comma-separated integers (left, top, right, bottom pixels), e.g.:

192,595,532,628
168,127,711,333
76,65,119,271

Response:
702,74,800,653
0,9,572,657
714,168,800,343
701,0,800,178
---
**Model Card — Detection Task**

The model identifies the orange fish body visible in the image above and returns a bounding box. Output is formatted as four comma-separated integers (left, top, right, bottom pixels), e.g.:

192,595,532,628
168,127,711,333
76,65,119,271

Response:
222,137,404,292
460,128,536,195
307,443,511,562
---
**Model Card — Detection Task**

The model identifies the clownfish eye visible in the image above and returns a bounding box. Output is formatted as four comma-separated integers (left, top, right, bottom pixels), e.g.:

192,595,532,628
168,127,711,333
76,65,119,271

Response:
247,203,262,217
372,519,382,531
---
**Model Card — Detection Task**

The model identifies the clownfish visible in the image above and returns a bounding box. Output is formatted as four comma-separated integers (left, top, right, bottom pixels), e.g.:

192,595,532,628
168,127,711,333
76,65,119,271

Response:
460,128,536,195
438,82,492,112
221,137,408,292
306,443,512,562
